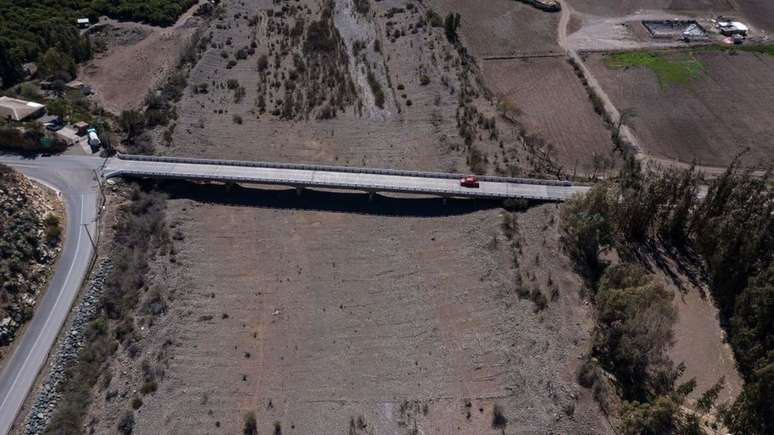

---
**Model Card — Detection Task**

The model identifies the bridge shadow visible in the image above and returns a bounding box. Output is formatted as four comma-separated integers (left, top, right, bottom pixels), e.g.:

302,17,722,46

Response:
152,180,503,218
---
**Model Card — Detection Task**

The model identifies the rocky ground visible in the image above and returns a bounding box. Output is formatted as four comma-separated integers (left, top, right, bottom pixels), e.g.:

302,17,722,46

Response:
20,260,112,435
0,165,63,363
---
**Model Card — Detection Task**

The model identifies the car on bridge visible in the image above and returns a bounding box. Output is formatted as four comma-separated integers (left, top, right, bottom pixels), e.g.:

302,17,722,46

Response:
460,175,479,188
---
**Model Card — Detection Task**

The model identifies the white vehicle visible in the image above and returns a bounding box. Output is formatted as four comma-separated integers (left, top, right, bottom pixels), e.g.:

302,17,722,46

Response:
87,128,101,149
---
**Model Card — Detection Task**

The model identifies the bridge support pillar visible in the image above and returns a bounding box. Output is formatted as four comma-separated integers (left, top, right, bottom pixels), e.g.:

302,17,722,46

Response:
295,187,303,196
442,197,447,206
368,192,375,202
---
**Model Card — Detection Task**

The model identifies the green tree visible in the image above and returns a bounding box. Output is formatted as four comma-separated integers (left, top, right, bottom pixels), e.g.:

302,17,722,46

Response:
594,264,676,400
560,183,613,285
39,47,76,81
726,362,774,435
690,165,773,319
0,38,24,87
730,263,774,375
620,396,680,435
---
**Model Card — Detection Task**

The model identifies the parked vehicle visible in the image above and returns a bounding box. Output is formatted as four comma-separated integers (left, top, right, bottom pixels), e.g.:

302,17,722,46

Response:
87,128,101,151
460,175,480,188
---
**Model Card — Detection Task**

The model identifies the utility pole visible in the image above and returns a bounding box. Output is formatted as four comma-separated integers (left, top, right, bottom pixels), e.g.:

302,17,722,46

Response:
93,169,106,208
82,223,96,250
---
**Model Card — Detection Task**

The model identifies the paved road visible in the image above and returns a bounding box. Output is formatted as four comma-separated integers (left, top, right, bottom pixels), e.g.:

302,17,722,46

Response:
0,153,585,434
0,155,99,435
105,156,590,201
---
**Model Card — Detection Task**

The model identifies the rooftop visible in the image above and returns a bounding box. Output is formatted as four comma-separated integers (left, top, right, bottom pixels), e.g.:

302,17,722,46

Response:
0,96,45,121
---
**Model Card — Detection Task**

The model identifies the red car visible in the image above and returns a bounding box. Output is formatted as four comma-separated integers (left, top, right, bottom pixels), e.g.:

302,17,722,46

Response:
460,175,479,188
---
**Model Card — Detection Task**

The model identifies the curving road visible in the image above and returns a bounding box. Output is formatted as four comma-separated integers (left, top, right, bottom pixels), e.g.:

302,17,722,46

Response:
0,155,100,435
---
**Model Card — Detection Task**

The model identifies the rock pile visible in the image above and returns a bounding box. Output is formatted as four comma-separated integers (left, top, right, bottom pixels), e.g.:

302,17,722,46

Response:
23,260,112,435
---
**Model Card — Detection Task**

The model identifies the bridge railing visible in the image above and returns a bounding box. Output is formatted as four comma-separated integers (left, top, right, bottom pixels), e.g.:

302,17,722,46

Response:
114,153,574,187
105,169,565,202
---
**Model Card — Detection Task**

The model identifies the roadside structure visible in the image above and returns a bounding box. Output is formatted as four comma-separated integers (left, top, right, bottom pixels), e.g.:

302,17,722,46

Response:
0,97,45,122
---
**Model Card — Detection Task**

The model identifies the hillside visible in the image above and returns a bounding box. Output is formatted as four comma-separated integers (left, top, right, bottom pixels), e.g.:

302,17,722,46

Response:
0,164,62,360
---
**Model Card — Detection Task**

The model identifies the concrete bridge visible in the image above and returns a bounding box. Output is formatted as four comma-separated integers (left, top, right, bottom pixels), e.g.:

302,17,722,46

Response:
105,154,590,201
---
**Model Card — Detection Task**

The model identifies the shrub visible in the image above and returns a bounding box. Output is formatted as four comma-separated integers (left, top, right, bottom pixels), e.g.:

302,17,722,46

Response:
119,110,146,139
354,0,370,15
232,114,243,124
43,214,62,245
492,404,508,429
419,74,430,86
529,288,548,312
234,86,246,103
426,10,443,27
140,380,158,395
226,79,240,89
243,412,257,435
117,412,135,435
257,54,269,72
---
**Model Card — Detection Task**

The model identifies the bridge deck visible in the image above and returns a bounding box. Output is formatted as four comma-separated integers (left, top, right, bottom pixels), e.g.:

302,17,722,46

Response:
104,157,589,201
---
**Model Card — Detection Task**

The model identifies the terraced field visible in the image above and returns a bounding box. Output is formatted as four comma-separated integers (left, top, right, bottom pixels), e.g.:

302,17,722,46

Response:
484,57,617,177
429,0,561,56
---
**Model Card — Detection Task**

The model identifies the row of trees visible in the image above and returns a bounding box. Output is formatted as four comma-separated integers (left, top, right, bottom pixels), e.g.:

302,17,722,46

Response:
0,0,196,87
561,155,773,433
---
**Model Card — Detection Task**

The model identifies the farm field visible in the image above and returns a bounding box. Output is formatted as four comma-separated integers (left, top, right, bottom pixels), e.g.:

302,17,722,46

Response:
429,0,561,56
567,0,736,17
483,57,617,177
737,0,774,32
586,50,774,167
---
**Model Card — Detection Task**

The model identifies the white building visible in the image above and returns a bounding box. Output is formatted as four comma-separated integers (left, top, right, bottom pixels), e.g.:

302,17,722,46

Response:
0,97,45,122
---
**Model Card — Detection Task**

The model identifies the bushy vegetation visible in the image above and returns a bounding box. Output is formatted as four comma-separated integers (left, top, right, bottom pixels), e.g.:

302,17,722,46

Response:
46,185,171,434
366,68,385,109
116,30,209,153
0,165,61,346
0,127,67,155
561,156,774,433
0,0,196,87
594,264,677,401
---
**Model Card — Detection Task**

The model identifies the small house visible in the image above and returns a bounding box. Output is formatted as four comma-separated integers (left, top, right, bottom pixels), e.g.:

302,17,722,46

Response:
77,18,90,29
73,121,89,136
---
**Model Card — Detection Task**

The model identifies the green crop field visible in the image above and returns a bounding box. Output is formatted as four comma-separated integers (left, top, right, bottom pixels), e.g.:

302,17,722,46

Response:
605,51,704,88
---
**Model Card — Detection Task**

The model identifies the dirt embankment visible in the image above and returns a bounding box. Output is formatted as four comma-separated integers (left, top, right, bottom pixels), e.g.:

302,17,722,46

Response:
79,0,612,434
79,3,204,114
